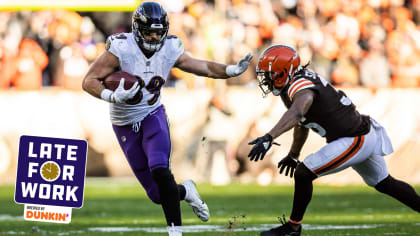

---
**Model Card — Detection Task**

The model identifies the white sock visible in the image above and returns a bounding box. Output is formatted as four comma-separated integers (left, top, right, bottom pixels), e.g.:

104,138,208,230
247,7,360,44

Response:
167,224,182,236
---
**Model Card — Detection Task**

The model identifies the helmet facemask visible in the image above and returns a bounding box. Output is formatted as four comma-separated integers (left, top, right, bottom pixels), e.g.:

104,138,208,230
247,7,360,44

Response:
256,63,289,97
256,70,274,97
133,20,168,52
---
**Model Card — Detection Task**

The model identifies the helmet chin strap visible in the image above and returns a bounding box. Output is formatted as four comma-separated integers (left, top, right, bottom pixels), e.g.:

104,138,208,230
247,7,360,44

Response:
138,28,168,53
143,41,162,52
285,63,293,86
272,88,281,96
268,62,284,96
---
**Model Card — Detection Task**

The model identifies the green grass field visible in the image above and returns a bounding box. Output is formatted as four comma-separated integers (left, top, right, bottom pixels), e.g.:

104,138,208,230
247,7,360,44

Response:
1,179,419,235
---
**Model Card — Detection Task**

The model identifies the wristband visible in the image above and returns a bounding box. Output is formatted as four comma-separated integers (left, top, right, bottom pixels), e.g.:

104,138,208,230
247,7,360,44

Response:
265,133,273,142
225,65,237,77
100,89,115,103
288,151,300,159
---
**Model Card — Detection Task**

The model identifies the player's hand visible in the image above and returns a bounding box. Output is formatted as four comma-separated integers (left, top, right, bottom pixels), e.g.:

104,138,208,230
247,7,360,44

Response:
248,133,273,162
278,155,300,178
226,53,253,77
112,78,140,104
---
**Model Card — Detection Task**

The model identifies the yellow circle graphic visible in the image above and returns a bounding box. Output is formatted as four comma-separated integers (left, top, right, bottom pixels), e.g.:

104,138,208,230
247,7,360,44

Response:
40,161,61,182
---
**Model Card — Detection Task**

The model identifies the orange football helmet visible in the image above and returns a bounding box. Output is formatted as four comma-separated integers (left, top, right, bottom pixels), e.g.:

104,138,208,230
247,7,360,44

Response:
256,45,300,96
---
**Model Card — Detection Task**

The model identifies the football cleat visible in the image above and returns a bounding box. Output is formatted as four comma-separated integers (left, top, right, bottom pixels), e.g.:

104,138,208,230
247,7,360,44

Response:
182,180,210,222
260,223,301,236
260,216,301,236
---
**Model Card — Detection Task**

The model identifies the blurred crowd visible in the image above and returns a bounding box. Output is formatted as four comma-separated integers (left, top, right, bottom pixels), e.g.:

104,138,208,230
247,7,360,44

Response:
1,0,420,90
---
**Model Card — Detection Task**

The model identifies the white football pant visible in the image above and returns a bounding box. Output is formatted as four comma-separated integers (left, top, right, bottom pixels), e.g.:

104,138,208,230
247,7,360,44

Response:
303,118,393,186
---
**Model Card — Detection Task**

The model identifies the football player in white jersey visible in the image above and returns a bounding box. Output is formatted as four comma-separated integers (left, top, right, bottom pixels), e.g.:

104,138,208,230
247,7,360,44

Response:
82,2,252,235
248,45,420,236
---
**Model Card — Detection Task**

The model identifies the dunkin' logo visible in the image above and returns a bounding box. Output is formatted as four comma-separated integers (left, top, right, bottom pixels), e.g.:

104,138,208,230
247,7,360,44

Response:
24,204,72,224
26,210,67,221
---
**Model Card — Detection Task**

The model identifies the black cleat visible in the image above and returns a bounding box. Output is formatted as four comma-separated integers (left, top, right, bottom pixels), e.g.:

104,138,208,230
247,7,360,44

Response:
260,216,301,236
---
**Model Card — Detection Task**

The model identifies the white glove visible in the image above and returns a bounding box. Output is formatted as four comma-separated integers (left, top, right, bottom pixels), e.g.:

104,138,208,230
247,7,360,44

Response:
101,78,140,104
226,53,253,77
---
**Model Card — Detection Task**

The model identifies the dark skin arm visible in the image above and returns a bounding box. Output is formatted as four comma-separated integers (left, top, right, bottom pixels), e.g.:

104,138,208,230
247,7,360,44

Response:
174,52,229,79
268,89,316,140
247,89,315,163
276,91,314,178
277,124,309,178
82,51,120,98
289,125,309,159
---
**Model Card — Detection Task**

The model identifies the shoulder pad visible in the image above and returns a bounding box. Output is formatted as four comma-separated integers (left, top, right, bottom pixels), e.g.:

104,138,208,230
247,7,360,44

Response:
106,33,129,51
167,35,183,49
287,77,315,100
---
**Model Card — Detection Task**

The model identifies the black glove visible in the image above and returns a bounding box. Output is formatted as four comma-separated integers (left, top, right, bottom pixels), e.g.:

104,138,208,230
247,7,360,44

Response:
248,134,273,161
277,154,300,178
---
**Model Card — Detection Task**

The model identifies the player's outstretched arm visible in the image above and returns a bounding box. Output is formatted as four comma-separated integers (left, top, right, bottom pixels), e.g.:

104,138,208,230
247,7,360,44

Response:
268,90,315,139
82,51,120,99
247,90,315,162
174,52,252,79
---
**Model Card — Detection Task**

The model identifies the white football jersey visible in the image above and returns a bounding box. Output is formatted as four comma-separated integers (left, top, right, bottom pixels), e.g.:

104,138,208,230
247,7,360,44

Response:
105,33,184,126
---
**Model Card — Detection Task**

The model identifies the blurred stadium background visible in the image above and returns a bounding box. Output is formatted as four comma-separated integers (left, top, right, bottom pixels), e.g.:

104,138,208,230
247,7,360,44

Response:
1,0,420,234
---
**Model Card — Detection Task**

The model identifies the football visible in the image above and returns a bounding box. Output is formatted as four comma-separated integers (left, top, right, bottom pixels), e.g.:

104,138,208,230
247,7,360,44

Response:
103,71,142,105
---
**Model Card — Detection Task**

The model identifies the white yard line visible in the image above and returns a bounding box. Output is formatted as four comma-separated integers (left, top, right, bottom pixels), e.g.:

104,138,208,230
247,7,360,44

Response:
0,215,24,221
88,224,386,233
0,222,408,235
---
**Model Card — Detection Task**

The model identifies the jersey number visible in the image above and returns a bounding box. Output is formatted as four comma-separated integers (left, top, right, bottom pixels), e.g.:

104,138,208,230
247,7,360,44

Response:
134,75,165,105
303,70,352,106
300,117,326,137
303,122,327,137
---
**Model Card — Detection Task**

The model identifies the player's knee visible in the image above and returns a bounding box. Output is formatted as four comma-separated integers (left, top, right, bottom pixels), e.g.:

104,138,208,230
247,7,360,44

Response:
151,167,173,183
294,163,317,183
147,190,161,204
151,167,178,194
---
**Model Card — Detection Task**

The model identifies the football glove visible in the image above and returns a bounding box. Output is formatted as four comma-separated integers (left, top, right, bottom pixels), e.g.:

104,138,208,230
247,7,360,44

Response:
101,78,140,104
278,155,300,178
226,53,253,77
248,133,273,162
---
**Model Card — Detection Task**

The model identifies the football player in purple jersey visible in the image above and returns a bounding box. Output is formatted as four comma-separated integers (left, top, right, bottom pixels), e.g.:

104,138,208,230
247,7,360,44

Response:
82,2,252,235
248,45,420,236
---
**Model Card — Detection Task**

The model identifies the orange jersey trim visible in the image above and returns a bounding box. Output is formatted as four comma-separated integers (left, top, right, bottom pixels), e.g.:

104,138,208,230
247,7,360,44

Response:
288,79,314,99
314,135,365,175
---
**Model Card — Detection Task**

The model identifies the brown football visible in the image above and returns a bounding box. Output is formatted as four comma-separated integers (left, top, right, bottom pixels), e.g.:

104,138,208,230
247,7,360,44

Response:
103,71,142,105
